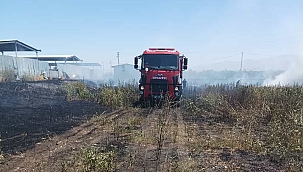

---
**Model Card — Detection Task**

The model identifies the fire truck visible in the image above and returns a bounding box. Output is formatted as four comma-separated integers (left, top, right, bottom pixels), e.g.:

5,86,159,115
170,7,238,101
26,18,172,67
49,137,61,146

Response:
134,48,188,107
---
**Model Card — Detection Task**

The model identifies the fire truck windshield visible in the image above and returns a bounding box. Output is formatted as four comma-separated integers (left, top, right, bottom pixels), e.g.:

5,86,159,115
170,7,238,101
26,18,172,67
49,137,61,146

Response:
142,54,178,70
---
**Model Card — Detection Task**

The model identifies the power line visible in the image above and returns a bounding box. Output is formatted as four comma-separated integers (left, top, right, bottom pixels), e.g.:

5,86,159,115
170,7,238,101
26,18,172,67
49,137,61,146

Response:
209,53,242,61
242,52,261,55
183,51,242,59
182,50,204,53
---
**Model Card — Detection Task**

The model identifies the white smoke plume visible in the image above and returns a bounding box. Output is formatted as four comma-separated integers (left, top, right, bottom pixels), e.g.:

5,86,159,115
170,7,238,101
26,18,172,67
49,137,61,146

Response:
262,4,303,86
264,55,303,86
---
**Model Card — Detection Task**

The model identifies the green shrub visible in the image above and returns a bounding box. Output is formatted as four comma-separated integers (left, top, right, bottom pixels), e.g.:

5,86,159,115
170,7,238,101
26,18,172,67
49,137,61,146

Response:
64,81,92,101
96,83,138,109
64,81,139,110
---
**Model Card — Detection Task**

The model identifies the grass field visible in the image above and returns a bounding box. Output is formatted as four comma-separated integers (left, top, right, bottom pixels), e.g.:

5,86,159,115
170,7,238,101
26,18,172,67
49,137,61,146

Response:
0,81,302,171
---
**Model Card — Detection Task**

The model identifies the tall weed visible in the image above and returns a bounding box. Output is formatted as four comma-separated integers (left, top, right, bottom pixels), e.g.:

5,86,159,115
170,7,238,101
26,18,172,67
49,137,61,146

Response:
0,69,16,82
64,81,92,101
96,83,138,109
183,84,303,168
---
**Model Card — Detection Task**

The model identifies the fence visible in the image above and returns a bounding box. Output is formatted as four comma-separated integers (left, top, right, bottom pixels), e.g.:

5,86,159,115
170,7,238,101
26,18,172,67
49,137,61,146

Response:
0,55,49,79
0,55,103,81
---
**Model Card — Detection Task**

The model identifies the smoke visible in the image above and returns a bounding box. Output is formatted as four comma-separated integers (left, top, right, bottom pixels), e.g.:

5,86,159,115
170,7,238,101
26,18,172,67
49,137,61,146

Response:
263,55,303,86
263,14,303,86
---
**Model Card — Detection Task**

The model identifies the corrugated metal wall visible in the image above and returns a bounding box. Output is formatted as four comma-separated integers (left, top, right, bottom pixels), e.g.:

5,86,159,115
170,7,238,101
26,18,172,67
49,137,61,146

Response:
0,55,103,81
0,55,49,77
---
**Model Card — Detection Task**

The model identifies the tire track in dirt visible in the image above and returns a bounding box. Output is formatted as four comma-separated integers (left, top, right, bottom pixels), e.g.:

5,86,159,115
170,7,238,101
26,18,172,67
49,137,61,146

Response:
173,109,191,169
121,106,191,172
115,107,171,171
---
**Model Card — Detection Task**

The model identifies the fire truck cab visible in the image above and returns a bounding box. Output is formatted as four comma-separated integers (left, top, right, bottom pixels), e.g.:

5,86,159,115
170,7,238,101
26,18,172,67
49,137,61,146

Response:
134,48,188,107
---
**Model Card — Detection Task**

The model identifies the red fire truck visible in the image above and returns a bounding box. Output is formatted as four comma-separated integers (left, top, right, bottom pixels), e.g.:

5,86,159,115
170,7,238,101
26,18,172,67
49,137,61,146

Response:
134,48,188,107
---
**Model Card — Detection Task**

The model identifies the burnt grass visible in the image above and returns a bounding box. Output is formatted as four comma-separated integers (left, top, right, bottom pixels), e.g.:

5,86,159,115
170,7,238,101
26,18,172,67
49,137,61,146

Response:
0,80,104,155
0,82,302,171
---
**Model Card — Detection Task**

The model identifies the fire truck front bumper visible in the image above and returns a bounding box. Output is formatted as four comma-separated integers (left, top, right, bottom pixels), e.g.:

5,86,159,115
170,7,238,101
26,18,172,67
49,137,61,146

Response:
145,92,181,102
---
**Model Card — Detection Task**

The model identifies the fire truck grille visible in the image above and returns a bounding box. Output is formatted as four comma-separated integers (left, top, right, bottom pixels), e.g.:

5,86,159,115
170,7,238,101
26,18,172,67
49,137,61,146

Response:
150,79,169,93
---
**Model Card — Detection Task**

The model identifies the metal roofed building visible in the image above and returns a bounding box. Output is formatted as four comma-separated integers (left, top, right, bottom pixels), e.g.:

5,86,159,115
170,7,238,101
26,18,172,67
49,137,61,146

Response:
67,63,101,67
19,55,82,62
0,40,41,56
18,55,84,80
111,63,140,83
0,40,47,80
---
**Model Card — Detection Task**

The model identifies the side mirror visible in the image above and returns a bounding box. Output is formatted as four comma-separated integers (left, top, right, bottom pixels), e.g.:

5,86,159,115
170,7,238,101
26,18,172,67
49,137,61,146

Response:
183,57,188,70
134,57,138,69
183,58,188,66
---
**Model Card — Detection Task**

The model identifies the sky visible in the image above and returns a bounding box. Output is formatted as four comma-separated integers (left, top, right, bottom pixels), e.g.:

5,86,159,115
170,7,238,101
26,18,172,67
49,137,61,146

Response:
1,0,303,72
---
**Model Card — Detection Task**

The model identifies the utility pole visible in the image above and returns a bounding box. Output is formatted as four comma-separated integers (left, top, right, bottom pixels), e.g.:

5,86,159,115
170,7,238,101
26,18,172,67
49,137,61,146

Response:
109,60,112,74
240,52,243,71
102,62,104,74
117,52,120,65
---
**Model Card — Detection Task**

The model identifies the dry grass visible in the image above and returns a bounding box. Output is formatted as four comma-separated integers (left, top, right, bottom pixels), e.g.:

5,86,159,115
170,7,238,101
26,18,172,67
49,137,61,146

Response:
64,81,139,110
9,81,303,171
182,84,303,170
0,69,16,82
22,73,46,81
76,146,117,172
0,69,47,82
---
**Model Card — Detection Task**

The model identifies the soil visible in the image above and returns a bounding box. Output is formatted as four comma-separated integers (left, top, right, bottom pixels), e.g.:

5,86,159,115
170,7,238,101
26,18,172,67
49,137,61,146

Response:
0,80,104,155
0,81,288,171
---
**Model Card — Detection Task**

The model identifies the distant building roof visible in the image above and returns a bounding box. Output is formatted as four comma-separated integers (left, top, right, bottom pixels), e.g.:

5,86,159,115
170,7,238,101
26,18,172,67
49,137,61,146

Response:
0,40,41,52
111,63,133,68
19,55,82,61
66,63,101,67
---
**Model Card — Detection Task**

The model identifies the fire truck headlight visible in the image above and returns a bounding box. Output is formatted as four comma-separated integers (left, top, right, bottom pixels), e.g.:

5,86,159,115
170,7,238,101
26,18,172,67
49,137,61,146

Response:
175,87,179,91
140,86,144,90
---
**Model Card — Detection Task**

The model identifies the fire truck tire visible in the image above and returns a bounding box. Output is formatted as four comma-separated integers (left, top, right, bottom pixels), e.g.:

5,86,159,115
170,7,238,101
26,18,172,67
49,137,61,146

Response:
140,99,152,108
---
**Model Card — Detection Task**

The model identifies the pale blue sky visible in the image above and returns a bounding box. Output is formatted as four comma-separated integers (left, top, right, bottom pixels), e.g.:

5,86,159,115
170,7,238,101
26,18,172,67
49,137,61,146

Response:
1,0,303,71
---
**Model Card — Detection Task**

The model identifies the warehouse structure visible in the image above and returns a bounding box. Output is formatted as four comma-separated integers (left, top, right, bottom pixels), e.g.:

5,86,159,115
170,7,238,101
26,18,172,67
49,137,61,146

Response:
0,39,41,56
0,40,102,81
111,63,140,83
20,55,84,79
